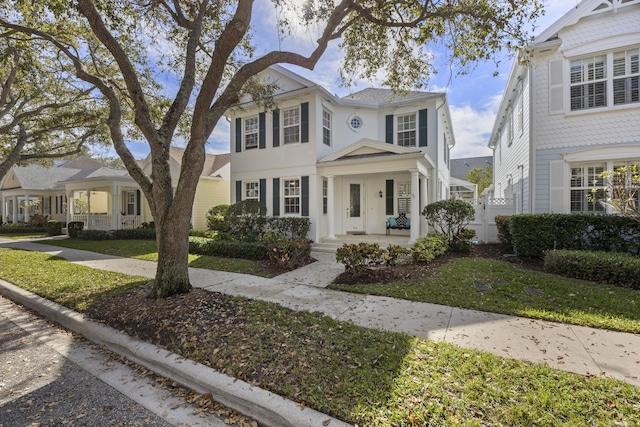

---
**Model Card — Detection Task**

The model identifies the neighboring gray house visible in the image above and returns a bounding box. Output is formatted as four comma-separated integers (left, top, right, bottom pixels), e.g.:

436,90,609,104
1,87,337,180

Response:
488,0,640,214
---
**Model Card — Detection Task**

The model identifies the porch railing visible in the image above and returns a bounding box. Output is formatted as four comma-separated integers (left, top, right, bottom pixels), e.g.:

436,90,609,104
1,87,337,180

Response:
69,214,142,231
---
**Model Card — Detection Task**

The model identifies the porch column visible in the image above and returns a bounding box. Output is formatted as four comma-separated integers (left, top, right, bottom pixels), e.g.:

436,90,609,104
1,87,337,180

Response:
326,175,336,239
111,185,118,230
24,194,30,223
409,170,419,243
86,189,91,230
66,191,72,227
12,196,17,224
421,177,428,236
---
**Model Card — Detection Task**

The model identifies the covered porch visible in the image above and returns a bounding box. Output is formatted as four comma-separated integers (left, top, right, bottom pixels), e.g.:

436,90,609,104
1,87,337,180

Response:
63,172,147,231
317,140,436,244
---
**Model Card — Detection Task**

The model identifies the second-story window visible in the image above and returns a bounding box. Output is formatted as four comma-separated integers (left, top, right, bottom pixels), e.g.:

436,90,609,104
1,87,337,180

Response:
244,116,258,150
397,113,416,147
283,107,300,144
322,109,331,146
570,55,606,111
613,48,639,105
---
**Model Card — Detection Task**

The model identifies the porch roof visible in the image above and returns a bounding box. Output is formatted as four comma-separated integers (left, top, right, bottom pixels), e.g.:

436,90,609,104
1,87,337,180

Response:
317,138,434,176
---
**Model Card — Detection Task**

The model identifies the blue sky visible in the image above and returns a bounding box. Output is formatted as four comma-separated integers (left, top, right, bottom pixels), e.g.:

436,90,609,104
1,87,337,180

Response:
116,1,576,161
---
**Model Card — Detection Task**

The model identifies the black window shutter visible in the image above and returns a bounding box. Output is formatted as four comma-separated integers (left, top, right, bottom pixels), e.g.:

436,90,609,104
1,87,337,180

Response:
259,112,266,149
272,178,280,216
385,115,394,144
419,109,428,147
236,181,242,202
272,109,280,147
136,190,141,215
235,117,242,152
301,102,309,143
48,196,52,215
301,176,309,216
259,179,266,209
385,179,394,215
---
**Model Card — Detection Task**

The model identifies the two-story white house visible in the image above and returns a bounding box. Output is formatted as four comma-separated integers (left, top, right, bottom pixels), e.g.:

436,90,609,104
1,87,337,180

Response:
228,66,455,243
489,0,640,214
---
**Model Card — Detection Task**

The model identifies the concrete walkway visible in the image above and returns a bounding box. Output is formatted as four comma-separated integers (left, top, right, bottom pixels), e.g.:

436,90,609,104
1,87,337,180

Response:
1,238,639,423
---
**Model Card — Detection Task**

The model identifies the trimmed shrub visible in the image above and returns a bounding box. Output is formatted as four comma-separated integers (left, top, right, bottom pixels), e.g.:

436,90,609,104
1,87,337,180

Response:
27,214,49,227
259,229,312,270
67,221,84,238
188,236,267,260
206,204,230,236
544,250,640,289
494,215,513,252
510,214,640,258
411,233,449,263
228,200,267,242
265,217,311,239
336,243,387,270
47,220,62,236
422,199,475,246
384,244,411,266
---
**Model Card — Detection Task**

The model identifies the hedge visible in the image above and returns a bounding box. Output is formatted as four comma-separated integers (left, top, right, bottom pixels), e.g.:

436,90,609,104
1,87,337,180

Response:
510,214,640,258
544,250,640,289
0,225,47,234
188,236,267,260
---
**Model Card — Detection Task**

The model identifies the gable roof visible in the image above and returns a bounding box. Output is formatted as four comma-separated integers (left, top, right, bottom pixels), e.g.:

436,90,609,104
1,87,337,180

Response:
58,156,106,170
319,138,424,163
534,0,640,45
168,146,231,177
9,164,81,191
343,88,441,106
450,156,493,181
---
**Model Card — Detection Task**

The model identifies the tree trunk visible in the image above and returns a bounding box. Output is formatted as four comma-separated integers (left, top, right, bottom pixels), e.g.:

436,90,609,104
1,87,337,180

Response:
148,205,193,298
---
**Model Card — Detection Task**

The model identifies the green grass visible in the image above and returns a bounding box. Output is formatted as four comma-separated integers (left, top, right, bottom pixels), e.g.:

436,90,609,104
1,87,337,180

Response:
0,247,638,426
37,238,273,277
331,257,640,333
0,248,147,311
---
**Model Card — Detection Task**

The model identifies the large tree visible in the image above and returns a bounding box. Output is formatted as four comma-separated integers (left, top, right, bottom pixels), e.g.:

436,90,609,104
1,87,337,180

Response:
1,0,544,298
0,34,108,181
465,165,493,196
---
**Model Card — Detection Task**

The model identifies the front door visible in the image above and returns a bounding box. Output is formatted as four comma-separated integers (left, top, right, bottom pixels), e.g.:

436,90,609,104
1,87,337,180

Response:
345,182,364,233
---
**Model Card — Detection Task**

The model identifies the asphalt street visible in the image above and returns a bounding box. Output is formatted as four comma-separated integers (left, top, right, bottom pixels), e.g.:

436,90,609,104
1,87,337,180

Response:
0,296,234,427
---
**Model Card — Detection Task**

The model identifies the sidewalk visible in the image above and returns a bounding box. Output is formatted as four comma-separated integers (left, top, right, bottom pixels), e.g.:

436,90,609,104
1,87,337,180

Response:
1,238,639,422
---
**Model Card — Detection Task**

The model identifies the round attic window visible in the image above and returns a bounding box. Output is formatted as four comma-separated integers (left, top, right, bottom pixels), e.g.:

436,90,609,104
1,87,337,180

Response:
348,114,363,131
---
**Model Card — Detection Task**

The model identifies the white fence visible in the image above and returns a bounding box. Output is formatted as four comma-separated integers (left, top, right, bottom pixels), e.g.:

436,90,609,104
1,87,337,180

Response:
468,197,516,243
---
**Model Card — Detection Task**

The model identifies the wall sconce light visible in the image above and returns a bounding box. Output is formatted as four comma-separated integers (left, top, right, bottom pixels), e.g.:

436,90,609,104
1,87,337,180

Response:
379,190,383,198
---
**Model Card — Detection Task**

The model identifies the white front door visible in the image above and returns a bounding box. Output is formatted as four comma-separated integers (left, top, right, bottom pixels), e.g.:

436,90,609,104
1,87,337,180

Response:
345,181,364,233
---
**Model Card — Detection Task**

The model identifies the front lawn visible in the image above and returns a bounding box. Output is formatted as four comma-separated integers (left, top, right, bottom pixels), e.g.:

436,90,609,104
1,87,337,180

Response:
37,238,275,277
331,256,640,333
0,247,638,426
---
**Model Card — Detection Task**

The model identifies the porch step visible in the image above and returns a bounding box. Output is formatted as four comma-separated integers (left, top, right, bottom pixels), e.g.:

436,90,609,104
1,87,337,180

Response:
313,234,412,254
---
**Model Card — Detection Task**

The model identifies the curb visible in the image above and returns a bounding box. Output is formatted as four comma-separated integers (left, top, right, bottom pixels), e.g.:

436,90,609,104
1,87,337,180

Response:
0,279,350,427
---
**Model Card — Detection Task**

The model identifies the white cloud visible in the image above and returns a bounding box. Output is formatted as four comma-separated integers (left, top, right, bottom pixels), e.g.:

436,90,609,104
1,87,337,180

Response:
449,93,502,159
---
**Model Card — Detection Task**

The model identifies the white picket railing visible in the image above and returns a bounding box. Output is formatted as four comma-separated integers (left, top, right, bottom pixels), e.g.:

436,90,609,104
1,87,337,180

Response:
69,214,142,230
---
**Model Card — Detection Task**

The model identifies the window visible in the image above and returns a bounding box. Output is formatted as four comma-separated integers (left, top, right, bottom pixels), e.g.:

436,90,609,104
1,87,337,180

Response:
349,115,362,130
321,109,331,146
283,179,300,214
570,163,606,213
283,107,300,144
613,48,639,105
322,179,328,215
397,181,411,213
397,114,416,147
244,116,258,150
507,108,514,146
518,81,524,135
570,55,606,111
42,197,51,215
126,191,136,215
245,181,259,200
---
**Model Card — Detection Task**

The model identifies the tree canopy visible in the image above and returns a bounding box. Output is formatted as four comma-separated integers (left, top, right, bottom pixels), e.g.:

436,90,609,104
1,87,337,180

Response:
0,0,545,298
0,33,109,181
466,165,493,195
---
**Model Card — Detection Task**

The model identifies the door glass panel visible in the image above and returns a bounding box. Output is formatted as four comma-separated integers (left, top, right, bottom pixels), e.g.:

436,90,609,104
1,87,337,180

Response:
349,184,360,217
